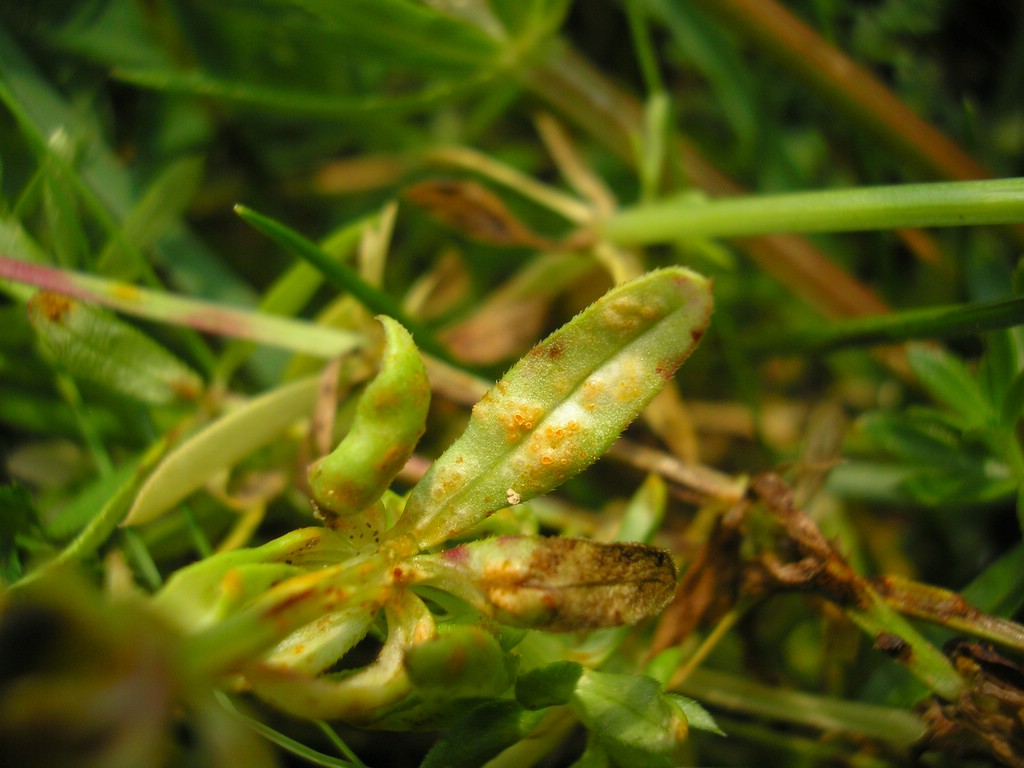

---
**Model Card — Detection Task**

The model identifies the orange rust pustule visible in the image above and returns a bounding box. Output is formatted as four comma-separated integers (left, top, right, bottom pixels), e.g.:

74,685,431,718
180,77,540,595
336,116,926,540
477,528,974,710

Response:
29,291,75,323
169,378,203,401
537,338,566,359
263,587,318,620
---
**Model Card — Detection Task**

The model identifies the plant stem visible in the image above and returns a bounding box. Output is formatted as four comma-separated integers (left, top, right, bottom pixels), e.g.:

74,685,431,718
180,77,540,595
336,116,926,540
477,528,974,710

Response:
0,256,363,358
746,296,1024,354
483,707,578,768
602,178,1024,244
673,668,927,748
526,42,892,319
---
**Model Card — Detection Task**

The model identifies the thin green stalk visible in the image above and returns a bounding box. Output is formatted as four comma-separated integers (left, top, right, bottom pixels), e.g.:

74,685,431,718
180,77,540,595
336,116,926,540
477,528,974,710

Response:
673,668,927,748
113,65,503,119
13,435,173,588
120,526,163,589
314,722,369,768
214,214,374,382
0,256,363,359
215,692,360,768
602,177,1024,244
667,604,746,689
483,708,578,768
54,371,114,476
625,0,665,96
703,716,904,768
746,296,1024,355
181,504,215,560
235,204,457,365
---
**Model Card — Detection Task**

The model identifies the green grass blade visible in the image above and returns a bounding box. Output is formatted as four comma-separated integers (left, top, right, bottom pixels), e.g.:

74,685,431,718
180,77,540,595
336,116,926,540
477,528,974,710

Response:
0,256,363,359
602,177,1024,244
235,204,454,364
746,296,1024,355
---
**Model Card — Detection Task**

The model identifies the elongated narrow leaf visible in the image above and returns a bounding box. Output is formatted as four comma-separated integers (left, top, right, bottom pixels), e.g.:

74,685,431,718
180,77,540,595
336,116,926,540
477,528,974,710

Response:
27,290,203,404
125,376,321,525
907,343,995,429
390,267,712,550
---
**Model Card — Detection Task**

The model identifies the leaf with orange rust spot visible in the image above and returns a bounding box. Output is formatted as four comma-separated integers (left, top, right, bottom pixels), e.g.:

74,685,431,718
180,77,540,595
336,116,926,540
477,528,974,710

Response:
308,316,430,524
407,536,677,631
389,267,712,550
27,290,204,404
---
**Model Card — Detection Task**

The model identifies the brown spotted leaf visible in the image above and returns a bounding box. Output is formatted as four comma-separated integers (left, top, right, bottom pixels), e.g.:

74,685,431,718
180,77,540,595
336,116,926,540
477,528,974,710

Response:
408,536,677,631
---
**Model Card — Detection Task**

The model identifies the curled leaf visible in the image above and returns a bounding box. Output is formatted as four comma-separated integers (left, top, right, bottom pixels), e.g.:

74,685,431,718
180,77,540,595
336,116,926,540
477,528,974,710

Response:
27,290,203,404
403,625,514,696
409,536,677,631
308,316,430,517
246,588,429,722
390,267,712,550
515,661,584,710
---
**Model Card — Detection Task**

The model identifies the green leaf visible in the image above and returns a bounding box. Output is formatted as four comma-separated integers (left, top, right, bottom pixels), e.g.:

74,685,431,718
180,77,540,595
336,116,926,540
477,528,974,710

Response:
391,267,713,550
284,0,500,70
0,483,43,582
420,700,543,768
569,740,612,768
27,291,204,405
1001,368,1024,425
235,204,453,364
404,625,514,696
408,536,677,631
858,410,970,467
669,694,723,735
616,473,667,543
980,329,1020,409
515,660,584,710
41,168,88,269
96,156,206,278
747,296,1024,355
42,459,138,540
907,343,995,429
308,317,430,518
125,375,321,525
962,540,1024,617
570,669,688,768
154,527,357,632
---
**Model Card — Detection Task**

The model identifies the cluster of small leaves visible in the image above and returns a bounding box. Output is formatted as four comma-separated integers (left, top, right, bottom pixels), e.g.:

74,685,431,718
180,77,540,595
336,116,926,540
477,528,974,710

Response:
2,1,1024,767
